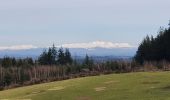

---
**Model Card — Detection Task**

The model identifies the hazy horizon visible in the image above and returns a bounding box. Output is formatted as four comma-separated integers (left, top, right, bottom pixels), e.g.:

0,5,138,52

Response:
0,0,170,48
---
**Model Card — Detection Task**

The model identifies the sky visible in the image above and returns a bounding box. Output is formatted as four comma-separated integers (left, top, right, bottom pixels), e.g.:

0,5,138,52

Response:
0,0,170,49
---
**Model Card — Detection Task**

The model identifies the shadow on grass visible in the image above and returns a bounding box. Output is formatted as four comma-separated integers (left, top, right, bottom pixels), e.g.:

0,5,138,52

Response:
161,85,170,91
142,81,160,84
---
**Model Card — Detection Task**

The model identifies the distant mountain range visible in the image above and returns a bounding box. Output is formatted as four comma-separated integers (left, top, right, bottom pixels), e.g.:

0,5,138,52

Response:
0,47,137,59
0,41,137,59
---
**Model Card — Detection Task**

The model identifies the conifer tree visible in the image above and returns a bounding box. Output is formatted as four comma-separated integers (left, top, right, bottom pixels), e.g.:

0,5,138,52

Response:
64,48,73,65
57,48,65,65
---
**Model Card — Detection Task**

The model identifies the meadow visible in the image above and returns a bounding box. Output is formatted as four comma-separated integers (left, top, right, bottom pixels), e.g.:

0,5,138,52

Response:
1,72,170,100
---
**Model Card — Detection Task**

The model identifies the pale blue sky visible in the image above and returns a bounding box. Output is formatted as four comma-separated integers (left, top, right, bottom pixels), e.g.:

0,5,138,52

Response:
0,0,170,47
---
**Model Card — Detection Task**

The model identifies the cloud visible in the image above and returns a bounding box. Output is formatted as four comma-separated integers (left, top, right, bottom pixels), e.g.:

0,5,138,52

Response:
59,41,134,49
0,45,38,51
0,41,134,51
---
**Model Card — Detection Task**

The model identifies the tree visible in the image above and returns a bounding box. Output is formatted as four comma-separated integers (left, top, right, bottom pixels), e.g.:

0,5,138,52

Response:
83,54,94,70
38,45,57,65
64,48,73,65
51,44,58,64
57,48,65,65
4,71,12,86
1,57,13,68
38,50,48,65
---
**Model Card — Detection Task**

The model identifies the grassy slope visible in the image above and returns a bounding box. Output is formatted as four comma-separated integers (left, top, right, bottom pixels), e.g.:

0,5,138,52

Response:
1,72,170,100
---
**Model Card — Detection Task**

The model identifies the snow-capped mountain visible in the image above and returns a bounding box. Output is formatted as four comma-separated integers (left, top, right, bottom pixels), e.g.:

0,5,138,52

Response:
0,41,137,58
59,41,134,49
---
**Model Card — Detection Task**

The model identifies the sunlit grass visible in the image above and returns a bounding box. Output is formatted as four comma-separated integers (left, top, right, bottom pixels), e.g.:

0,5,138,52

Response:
1,72,170,100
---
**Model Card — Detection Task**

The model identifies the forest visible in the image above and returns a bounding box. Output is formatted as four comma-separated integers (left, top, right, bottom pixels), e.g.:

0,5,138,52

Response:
135,23,170,64
0,45,136,90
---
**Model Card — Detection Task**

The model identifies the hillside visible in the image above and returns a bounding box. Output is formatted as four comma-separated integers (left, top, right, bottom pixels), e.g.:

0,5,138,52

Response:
1,72,170,100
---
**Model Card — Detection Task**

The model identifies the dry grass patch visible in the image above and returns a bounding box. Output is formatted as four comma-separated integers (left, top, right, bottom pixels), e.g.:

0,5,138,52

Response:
94,87,106,92
21,90,46,98
104,81,119,84
76,96,91,100
48,86,65,91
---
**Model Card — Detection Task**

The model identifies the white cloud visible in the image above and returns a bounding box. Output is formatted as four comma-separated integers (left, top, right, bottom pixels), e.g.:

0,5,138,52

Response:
0,45,38,51
59,41,134,49
0,41,134,51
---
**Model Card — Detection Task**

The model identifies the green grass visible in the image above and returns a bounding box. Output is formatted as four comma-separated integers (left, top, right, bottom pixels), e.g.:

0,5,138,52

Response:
1,72,170,100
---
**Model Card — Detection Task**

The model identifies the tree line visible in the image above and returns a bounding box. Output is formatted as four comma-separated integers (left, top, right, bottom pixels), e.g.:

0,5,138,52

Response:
135,22,170,64
0,45,137,90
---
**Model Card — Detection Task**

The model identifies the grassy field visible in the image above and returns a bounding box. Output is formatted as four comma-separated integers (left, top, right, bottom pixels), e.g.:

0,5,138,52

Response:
1,72,170,100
